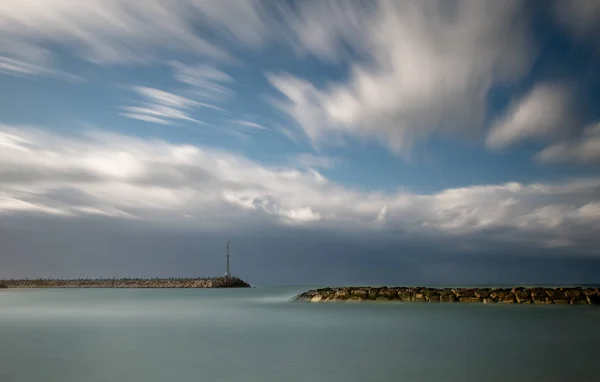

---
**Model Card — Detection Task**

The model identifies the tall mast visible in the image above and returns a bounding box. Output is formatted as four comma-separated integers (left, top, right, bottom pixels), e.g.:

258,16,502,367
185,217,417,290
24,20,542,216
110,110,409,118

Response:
225,241,231,278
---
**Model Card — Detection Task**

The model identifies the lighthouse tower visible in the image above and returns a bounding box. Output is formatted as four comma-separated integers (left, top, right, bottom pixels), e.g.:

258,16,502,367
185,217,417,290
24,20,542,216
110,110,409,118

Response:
225,241,231,279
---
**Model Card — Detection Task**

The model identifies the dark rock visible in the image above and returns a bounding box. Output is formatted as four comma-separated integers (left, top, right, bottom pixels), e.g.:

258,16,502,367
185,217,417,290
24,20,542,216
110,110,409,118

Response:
459,297,482,303
570,296,588,305
531,288,553,304
440,294,457,302
563,288,582,298
514,289,531,304
0,284,7,289
586,294,600,305
453,288,476,298
426,292,441,302
379,288,398,300
368,288,380,300
475,288,490,299
375,296,389,301
399,291,413,302
489,289,515,303
413,293,427,302
545,289,566,301
350,289,368,300
335,288,351,300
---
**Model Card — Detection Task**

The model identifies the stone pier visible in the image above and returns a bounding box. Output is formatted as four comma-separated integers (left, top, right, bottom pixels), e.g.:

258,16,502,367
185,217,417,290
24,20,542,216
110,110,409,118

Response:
296,287,600,305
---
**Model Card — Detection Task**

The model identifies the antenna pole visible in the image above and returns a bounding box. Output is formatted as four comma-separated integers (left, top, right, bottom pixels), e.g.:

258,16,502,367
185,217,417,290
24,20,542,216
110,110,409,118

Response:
225,241,231,278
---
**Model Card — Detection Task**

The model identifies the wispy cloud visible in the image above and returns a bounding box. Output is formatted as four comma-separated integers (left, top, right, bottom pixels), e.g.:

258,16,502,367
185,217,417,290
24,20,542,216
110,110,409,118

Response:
537,123,600,164
293,153,340,169
486,83,575,149
234,120,269,131
171,62,235,103
0,55,82,81
268,1,532,156
120,86,206,125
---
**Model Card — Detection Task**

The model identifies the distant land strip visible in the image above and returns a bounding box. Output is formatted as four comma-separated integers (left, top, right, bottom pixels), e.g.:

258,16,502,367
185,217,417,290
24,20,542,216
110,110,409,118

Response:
0,277,250,288
296,287,600,305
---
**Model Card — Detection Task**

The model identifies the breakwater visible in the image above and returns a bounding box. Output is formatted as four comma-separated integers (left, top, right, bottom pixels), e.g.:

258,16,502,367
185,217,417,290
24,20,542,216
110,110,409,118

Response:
0,277,250,288
296,286,600,305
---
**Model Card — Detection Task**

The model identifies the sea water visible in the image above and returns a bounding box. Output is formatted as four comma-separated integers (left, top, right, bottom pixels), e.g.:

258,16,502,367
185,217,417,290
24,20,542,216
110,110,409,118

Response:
1,287,599,382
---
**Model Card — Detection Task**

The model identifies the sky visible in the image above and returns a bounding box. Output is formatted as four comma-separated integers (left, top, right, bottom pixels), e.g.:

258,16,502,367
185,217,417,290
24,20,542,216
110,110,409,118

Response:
1,0,600,286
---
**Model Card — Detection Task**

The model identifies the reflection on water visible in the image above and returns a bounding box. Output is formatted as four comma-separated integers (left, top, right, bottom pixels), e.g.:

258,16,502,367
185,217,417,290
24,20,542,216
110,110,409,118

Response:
1,288,599,382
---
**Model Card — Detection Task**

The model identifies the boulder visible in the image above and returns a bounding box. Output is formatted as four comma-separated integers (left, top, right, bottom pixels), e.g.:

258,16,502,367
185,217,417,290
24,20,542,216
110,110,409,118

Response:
375,296,389,301
513,289,531,304
368,288,380,300
562,288,582,298
570,296,588,305
583,288,597,296
379,288,398,300
399,291,414,302
586,294,600,305
335,288,351,300
426,292,441,302
531,288,553,304
490,289,513,301
440,294,457,302
475,288,490,299
413,293,427,302
453,288,476,298
459,297,481,303
545,289,566,301
351,289,368,299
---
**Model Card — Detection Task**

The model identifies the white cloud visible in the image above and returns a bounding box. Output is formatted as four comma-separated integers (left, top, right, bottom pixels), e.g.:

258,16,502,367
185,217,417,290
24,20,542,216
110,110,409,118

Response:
171,61,235,102
486,83,574,149
536,123,600,164
268,0,532,155
1,124,599,249
555,0,600,50
293,153,339,169
0,55,82,81
0,0,270,76
120,86,206,125
234,120,269,131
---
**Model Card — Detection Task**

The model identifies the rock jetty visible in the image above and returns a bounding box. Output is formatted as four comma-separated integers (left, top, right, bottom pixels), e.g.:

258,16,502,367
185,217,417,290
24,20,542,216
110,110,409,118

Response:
296,287,600,305
0,277,250,288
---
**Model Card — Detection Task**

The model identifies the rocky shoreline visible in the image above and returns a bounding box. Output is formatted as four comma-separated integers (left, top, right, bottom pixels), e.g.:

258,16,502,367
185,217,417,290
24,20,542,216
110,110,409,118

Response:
0,277,250,288
296,286,600,305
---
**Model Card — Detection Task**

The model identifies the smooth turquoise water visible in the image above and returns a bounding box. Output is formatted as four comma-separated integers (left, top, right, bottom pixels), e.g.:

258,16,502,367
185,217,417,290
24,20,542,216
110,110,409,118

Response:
1,288,599,382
